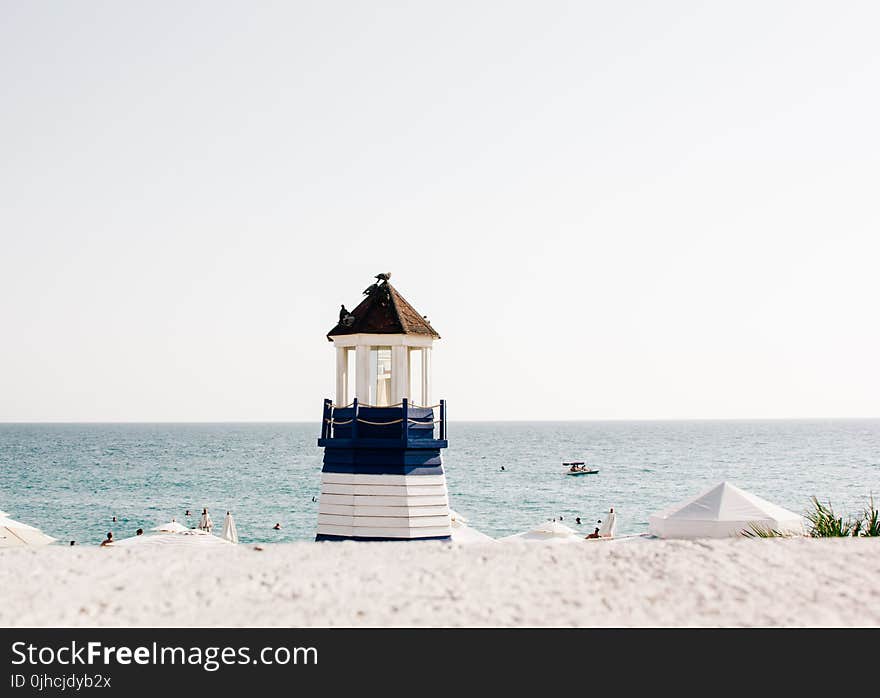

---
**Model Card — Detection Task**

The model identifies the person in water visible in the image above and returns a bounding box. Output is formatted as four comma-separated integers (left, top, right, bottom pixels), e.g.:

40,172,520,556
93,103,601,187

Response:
136,528,143,536
586,528,600,539
112,516,117,522
100,532,114,546
185,510,191,517
575,517,581,525
273,523,281,530
501,466,505,471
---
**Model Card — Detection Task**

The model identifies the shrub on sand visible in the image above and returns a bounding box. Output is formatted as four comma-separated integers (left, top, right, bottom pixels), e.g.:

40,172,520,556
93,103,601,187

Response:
861,495,880,537
806,497,862,538
742,523,796,538
745,496,879,539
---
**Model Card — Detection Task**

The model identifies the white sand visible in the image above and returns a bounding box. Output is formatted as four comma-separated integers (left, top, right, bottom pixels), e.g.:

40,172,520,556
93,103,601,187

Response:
3,538,879,627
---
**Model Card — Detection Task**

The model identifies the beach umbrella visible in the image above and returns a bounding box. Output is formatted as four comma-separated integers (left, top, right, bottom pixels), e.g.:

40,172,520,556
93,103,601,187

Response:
151,519,189,533
649,481,806,539
0,511,56,548
499,520,583,544
449,510,495,544
598,509,617,538
111,529,233,549
221,511,239,544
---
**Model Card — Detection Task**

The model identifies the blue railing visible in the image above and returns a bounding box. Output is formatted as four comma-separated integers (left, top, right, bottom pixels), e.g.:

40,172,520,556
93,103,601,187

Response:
320,398,447,444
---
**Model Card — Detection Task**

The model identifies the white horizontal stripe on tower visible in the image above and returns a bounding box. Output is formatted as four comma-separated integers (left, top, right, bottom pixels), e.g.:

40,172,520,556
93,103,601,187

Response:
319,493,449,507
321,483,447,496
316,524,452,539
319,504,450,517
317,514,452,528
321,473,447,486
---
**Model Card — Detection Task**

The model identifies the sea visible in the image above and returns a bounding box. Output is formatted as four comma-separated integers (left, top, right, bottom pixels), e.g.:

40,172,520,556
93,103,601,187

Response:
0,420,878,545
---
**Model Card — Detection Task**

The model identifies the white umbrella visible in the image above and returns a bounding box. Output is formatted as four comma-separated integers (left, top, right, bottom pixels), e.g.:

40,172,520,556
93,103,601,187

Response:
221,511,238,544
111,529,233,549
0,511,56,548
449,510,495,544
649,481,806,539
500,519,583,544
197,508,214,532
151,519,189,533
598,509,617,538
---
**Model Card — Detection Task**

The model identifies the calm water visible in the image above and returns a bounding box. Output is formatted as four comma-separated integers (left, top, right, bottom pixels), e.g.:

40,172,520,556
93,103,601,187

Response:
0,421,878,544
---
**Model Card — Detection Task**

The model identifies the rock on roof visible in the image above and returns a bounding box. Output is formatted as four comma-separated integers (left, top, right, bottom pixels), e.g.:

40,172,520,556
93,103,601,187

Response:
327,282,440,340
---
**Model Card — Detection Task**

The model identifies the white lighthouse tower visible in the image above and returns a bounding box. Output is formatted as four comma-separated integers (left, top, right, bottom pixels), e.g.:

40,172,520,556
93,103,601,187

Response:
316,275,451,541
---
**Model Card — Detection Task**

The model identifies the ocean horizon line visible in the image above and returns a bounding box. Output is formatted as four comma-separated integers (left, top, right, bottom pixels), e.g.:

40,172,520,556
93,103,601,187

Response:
1,416,878,425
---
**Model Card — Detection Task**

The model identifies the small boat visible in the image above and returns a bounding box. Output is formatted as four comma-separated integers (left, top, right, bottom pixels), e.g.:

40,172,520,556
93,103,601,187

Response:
563,461,599,476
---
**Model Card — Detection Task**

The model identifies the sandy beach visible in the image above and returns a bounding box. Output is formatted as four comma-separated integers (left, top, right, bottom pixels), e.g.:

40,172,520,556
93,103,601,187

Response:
3,538,879,627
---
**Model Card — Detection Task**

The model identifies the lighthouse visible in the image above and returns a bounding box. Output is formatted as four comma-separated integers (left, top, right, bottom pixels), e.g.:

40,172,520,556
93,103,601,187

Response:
316,274,451,541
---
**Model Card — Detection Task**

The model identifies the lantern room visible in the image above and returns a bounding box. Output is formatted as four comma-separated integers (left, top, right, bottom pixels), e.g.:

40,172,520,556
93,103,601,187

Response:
328,277,439,407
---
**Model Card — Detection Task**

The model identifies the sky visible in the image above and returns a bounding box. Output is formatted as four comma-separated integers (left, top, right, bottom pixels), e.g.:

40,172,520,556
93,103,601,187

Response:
1,1,878,421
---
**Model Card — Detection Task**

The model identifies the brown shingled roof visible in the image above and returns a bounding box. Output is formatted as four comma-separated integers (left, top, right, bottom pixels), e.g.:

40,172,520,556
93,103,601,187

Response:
327,282,440,340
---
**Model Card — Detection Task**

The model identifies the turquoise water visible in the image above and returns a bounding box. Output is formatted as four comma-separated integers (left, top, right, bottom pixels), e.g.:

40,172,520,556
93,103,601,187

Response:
0,420,878,544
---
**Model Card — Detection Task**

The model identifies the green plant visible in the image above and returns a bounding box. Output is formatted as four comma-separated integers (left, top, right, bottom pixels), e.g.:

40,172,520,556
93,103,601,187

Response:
805,497,862,538
860,495,880,537
742,523,795,538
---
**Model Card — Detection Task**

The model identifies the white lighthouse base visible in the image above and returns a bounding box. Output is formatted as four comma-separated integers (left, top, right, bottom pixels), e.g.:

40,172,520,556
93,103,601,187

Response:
316,473,452,540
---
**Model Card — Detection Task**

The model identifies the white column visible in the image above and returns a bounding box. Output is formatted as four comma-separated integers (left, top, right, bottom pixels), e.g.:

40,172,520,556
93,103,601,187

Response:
391,345,408,403
421,347,432,406
405,348,411,403
355,345,371,403
335,347,348,405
